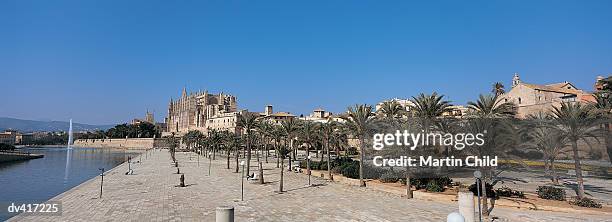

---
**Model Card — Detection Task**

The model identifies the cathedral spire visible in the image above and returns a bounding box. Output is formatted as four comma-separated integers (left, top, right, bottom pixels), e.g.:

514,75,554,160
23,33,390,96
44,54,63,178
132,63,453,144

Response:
181,87,187,98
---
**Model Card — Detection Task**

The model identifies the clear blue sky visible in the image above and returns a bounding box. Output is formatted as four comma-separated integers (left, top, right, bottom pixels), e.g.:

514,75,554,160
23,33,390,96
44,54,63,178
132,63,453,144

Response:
1,0,611,125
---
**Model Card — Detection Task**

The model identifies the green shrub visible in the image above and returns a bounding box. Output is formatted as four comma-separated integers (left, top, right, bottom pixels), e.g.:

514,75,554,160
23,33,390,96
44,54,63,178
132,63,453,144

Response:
495,186,525,199
379,171,400,183
426,180,444,192
331,166,343,174
340,161,360,179
536,186,566,201
468,182,496,198
318,161,328,170
569,197,602,208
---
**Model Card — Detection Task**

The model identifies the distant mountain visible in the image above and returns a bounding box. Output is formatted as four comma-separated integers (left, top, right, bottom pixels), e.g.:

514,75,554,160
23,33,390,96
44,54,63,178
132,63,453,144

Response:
0,117,115,133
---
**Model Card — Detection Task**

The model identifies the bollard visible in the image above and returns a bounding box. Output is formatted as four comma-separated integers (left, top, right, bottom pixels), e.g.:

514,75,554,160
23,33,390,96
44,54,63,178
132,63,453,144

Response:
179,174,185,187
458,191,475,222
215,206,234,222
177,168,180,174
447,212,465,222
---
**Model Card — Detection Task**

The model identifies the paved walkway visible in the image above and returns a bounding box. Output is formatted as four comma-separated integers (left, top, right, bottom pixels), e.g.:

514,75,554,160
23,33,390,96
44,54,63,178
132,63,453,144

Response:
10,150,611,221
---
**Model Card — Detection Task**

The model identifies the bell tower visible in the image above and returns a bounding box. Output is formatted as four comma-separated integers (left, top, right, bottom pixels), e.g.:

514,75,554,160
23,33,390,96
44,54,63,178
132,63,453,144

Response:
512,72,521,88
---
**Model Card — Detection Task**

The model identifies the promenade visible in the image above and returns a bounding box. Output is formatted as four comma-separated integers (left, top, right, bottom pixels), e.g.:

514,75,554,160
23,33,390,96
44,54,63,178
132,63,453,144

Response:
10,150,611,221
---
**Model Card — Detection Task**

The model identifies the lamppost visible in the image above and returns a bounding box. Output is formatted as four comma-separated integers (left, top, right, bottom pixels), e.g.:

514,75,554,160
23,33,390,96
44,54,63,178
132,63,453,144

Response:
208,151,212,176
99,168,105,198
307,155,312,186
474,170,483,222
240,160,245,201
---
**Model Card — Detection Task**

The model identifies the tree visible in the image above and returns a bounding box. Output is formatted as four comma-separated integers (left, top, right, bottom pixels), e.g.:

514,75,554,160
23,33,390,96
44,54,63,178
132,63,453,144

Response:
271,125,290,192
341,104,377,187
377,100,406,119
408,92,452,198
492,82,505,96
594,89,612,164
237,112,259,177
257,121,274,164
551,102,601,199
467,94,516,118
280,118,301,171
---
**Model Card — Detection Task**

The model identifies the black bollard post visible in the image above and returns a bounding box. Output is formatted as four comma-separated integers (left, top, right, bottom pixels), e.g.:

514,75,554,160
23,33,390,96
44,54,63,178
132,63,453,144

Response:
99,168,105,198
177,167,180,174
180,174,185,187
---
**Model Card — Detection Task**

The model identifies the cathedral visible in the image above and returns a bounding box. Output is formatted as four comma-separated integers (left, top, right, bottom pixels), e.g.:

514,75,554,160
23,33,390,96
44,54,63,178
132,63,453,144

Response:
165,88,237,135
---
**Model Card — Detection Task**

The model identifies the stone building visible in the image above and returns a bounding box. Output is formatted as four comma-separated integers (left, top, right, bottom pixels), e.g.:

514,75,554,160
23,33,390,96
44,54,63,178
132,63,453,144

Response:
259,105,296,125
165,88,237,135
500,73,596,118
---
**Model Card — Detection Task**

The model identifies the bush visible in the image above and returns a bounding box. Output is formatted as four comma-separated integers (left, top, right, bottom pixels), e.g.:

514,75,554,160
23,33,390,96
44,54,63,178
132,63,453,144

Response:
495,186,525,199
409,177,453,190
379,171,400,183
340,161,360,179
426,180,444,192
469,182,496,198
536,186,566,201
318,161,328,170
363,165,386,179
331,166,343,174
569,197,602,208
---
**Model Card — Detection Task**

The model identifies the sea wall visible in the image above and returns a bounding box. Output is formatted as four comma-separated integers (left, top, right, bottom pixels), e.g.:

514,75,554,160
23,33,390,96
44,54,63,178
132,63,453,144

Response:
0,152,44,163
74,138,169,149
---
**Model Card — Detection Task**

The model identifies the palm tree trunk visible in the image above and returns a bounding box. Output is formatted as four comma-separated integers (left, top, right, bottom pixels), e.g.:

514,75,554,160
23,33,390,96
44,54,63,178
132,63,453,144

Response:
288,139,293,172
572,140,586,198
551,159,559,185
246,135,251,177
265,143,269,163
326,139,332,180
226,151,230,169
605,124,612,164
359,138,366,187
481,170,489,216
235,146,239,173
405,165,413,198
279,157,285,192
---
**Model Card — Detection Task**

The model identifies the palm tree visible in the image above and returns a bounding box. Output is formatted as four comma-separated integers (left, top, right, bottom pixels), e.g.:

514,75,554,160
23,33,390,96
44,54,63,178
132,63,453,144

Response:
318,121,337,179
594,92,612,164
377,100,406,119
341,104,377,187
299,121,318,159
280,118,301,171
466,93,517,215
257,121,274,164
411,92,452,119
270,126,290,192
492,82,505,96
467,94,516,118
237,112,260,177
407,92,452,198
551,102,600,199
524,113,568,184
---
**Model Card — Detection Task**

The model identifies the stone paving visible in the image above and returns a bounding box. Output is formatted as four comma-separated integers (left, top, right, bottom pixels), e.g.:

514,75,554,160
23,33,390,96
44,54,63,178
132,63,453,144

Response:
9,150,612,222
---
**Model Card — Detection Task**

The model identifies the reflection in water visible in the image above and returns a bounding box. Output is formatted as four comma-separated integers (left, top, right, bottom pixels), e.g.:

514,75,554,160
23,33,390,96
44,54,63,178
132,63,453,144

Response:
63,148,72,183
0,147,139,221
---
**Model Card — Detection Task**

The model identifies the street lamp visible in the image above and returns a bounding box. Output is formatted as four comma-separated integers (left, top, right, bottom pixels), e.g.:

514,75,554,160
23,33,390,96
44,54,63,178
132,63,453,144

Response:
208,151,212,176
99,168,105,198
307,155,312,186
474,170,483,222
240,160,246,201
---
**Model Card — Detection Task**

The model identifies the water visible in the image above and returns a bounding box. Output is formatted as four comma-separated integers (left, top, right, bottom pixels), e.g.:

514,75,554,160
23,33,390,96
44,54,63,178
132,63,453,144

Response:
0,147,140,220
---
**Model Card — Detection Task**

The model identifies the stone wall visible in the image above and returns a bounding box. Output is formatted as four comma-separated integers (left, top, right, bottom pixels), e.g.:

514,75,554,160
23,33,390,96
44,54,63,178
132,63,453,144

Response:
74,138,170,149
